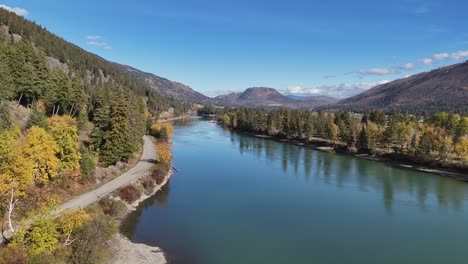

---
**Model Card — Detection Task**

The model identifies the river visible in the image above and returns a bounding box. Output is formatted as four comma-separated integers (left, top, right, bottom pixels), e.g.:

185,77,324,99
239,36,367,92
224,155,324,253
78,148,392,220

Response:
121,117,468,264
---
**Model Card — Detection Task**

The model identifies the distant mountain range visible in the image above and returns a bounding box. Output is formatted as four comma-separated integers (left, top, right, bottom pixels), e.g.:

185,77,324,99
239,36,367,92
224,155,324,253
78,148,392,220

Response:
329,61,468,113
213,87,338,109
110,58,468,113
117,64,212,104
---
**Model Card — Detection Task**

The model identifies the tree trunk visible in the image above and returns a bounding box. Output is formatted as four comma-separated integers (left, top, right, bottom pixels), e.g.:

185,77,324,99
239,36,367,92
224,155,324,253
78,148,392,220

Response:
7,188,17,234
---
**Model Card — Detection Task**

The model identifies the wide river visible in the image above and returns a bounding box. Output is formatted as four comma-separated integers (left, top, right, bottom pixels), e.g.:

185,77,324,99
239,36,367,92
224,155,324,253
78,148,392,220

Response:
122,117,468,264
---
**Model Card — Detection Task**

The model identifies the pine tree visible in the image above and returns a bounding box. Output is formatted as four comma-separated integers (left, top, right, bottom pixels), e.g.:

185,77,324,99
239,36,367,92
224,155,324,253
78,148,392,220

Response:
0,44,15,100
358,125,370,150
0,101,13,132
99,87,132,166
89,87,111,153
27,102,48,129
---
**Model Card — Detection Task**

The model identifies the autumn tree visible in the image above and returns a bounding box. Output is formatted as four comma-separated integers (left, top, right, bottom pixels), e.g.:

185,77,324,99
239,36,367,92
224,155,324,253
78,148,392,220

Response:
323,117,339,143
0,128,34,234
48,115,81,172
23,126,59,184
58,208,90,246
150,122,174,140
454,137,468,161
156,141,172,164
369,109,386,127
24,216,59,255
415,127,438,161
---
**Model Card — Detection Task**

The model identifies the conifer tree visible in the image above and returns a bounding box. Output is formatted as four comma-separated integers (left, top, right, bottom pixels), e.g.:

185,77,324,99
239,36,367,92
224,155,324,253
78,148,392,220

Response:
27,102,48,129
99,87,132,166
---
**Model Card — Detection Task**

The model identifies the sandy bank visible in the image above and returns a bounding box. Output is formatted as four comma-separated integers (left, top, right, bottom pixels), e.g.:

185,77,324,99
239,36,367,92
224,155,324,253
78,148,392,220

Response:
107,234,166,264
107,165,173,264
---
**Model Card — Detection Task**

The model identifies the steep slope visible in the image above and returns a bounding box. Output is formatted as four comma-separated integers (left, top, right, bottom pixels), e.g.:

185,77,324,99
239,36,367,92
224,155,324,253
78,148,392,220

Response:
117,64,211,103
335,61,468,113
214,87,337,109
0,8,190,114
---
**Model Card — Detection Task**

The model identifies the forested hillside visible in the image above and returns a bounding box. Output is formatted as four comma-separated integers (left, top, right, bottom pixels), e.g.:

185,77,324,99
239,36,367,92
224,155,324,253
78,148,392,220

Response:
0,8,190,115
0,8,183,261
326,61,468,114
119,64,212,104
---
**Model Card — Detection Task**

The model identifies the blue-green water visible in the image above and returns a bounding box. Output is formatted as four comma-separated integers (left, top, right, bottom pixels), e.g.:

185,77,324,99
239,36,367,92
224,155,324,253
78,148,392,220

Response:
121,118,468,264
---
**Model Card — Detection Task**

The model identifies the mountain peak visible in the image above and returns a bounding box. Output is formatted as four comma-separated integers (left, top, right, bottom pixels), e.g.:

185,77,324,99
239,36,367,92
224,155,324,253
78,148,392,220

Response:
214,87,337,109
239,87,284,100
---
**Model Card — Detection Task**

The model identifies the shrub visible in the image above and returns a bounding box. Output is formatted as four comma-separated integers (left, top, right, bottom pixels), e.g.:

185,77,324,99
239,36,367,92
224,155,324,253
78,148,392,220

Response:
150,163,171,184
118,185,142,204
99,197,127,219
156,141,172,164
142,176,156,194
69,213,117,264
150,123,174,140
0,244,27,264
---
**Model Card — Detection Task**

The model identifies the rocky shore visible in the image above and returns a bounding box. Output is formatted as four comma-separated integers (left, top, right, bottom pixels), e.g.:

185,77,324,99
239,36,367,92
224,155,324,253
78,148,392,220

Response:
106,166,173,264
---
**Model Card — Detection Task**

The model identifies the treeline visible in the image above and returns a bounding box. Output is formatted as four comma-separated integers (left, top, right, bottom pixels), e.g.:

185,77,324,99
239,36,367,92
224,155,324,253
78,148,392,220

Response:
218,108,468,168
0,8,191,115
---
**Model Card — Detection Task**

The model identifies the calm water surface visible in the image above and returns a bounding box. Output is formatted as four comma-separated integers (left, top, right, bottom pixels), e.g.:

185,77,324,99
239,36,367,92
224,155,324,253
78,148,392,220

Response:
121,118,468,264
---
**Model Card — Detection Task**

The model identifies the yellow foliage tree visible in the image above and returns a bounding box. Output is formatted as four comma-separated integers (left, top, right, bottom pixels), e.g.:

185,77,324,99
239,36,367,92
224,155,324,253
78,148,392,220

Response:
23,126,59,185
58,208,90,245
48,115,81,172
25,216,59,255
150,122,174,140
156,141,172,164
0,128,34,233
454,137,468,160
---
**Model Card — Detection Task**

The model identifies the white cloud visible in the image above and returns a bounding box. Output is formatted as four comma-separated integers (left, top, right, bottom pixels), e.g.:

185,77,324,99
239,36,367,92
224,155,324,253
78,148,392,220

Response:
86,39,112,50
86,35,101,40
287,86,321,95
450,50,468,60
357,68,399,75
283,80,391,99
420,58,433,65
398,63,418,70
0,4,28,16
87,41,108,47
433,53,449,60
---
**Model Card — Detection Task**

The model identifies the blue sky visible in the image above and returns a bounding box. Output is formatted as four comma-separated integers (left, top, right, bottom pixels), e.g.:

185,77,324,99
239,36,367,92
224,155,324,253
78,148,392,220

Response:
1,0,468,98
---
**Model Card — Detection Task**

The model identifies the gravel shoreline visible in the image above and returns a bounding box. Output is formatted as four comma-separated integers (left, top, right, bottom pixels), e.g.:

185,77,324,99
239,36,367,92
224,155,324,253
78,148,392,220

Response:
107,234,166,264
107,167,173,264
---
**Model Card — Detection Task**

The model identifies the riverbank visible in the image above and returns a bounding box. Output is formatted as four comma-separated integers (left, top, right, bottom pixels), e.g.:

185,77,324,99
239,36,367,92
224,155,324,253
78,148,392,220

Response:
107,234,166,264
159,115,191,123
106,163,173,264
234,129,468,181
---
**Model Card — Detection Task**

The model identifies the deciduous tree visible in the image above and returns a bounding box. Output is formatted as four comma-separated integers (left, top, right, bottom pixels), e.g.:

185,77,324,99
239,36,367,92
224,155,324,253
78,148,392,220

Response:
23,126,59,184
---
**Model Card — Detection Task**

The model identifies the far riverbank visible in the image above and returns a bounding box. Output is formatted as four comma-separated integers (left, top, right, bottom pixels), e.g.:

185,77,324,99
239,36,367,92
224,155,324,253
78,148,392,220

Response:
230,128,468,181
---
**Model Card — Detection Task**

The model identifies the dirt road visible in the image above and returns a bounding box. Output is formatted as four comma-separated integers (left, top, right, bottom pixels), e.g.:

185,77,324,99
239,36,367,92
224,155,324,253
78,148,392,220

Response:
55,135,157,213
